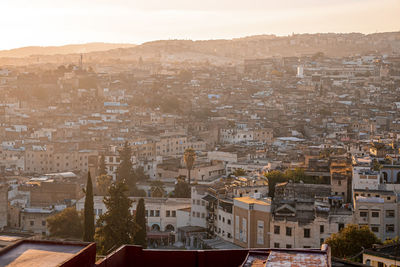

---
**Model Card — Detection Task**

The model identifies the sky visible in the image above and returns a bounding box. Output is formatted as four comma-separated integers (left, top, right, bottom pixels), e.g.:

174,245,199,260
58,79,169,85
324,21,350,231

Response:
1,0,400,50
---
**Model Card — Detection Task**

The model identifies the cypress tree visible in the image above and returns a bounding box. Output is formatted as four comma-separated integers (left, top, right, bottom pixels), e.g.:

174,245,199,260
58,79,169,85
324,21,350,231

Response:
83,172,95,242
134,198,147,248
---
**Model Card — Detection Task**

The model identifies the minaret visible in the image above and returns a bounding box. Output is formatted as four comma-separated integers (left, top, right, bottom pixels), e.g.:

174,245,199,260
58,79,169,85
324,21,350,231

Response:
79,54,83,70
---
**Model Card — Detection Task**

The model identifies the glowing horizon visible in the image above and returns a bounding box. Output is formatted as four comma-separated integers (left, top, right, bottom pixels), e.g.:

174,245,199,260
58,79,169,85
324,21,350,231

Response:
1,0,399,50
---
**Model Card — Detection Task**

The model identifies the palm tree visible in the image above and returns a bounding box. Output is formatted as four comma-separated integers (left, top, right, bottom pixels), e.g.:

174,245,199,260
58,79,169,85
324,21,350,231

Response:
184,148,196,184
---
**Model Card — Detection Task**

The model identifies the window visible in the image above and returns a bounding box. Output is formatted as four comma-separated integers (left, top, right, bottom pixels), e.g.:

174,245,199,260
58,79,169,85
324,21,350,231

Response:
257,220,264,245
360,211,368,217
320,225,324,234
166,210,170,217
338,223,345,231
286,227,292,236
242,218,247,242
227,219,231,225
386,210,395,218
193,199,195,204
274,225,280,234
196,212,200,217
30,221,34,226
150,210,154,217
371,211,379,218
235,216,239,239
201,213,205,218
371,226,379,233
155,210,160,217
304,228,310,238
286,244,292,248
219,215,221,221
227,233,232,238
42,221,46,226
274,243,280,248
172,211,176,217
386,224,395,232
378,262,384,267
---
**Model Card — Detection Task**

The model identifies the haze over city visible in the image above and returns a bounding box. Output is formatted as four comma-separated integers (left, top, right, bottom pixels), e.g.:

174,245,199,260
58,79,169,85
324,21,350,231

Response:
1,0,400,50
1,1,400,267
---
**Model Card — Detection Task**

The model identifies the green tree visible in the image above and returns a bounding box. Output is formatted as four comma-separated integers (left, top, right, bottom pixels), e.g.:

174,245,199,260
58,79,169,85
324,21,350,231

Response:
97,174,112,196
284,168,308,182
134,198,147,248
150,180,165,197
325,224,381,259
47,207,83,239
98,155,107,176
184,148,196,184
117,142,135,194
95,181,137,254
174,177,191,198
233,168,246,177
265,170,287,198
383,236,400,245
83,172,95,242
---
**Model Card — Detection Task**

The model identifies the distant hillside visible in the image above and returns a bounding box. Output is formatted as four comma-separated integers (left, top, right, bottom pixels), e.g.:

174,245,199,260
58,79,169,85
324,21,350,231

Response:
1,32,400,66
0,43,136,58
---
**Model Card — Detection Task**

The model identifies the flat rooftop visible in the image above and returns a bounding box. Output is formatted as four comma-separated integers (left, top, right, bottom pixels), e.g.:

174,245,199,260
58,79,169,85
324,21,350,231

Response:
0,240,93,267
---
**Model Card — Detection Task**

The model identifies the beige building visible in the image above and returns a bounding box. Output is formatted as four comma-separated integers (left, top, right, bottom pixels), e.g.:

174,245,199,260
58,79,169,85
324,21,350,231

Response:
363,245,400,267
0,184,8,230
233,196,272,248
269,207,353,249
25,145,98,174
353,189,398,241
20,207,56,235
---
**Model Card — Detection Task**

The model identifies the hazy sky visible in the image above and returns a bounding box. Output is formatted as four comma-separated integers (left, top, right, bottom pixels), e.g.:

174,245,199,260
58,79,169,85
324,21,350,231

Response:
1,0,399,50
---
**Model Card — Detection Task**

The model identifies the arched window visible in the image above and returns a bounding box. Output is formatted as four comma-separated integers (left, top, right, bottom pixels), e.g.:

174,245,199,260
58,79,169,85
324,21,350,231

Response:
151,224,160,231
165,224,175,232
382,171,388,183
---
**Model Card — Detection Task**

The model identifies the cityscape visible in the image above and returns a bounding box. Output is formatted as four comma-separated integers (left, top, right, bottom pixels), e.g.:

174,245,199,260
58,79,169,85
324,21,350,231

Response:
0,1,400,267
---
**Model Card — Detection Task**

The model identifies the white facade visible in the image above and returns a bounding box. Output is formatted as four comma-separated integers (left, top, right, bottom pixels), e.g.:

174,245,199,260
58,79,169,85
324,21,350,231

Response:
77,196,190,232
190,186,207,228
352,166,381,190
215,206,234,242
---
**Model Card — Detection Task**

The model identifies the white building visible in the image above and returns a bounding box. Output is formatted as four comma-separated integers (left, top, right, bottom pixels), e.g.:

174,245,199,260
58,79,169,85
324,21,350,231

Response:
76,196,190,232
352,166,381,190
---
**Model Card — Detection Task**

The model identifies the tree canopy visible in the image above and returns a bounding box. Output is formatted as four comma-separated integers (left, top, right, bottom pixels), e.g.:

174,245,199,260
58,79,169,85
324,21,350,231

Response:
97,174,112,196
47,207,83,239
173,177,191,198
325,224,381,259
95,181,138,254
116,142,136,195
